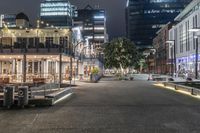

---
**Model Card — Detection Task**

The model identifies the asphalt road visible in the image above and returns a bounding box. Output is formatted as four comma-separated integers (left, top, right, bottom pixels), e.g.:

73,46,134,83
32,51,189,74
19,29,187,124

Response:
0,79,200,133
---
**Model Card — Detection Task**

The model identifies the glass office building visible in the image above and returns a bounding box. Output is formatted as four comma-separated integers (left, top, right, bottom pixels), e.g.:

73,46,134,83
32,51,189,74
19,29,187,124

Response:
126,0,192,49
0,14,16,27
74,5,107,44
40,0,76,27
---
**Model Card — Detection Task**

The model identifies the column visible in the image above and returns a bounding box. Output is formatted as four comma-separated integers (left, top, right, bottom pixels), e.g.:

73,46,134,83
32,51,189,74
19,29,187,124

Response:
32,61,34,76
12,59,16,74
0,61,2,74
59,54,62,85
22,54,26,83
17,59,22,82
70,55,72,85
77,59,79,78
41,60,44,78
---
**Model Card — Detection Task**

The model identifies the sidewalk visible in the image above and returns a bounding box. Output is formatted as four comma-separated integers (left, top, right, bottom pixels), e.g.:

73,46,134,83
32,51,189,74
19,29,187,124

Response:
131,73,200,82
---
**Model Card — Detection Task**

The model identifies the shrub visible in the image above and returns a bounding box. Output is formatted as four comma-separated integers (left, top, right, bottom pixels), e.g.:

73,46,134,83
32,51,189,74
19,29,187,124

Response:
91,67,99,75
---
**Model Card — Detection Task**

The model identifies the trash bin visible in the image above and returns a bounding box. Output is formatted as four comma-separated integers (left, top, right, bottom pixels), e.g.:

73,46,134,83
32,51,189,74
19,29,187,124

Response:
18,86,29,108
3,86,15,109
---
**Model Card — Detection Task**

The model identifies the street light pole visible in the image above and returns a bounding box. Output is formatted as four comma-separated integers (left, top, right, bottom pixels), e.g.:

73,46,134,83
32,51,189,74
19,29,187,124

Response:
73,41,85,84
195,36,199,79
189,28,200,79
171,46,173,76
166,40,176,77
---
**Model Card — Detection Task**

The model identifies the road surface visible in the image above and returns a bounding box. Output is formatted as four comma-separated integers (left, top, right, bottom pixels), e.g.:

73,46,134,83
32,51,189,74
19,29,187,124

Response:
0,78,200,133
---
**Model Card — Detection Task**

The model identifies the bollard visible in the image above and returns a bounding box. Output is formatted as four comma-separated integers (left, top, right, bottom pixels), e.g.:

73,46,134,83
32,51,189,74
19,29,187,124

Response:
18,86,29,108
3,86,15,109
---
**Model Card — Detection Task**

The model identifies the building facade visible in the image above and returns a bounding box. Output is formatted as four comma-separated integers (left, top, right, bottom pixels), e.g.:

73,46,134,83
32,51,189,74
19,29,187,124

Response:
0,14,16,28
73,5,107,73
126,0,192,48
153,22,173,74
74,5,108,46
0,27,74,83
40,0,76,27
169,0,200,78
0,12,104,83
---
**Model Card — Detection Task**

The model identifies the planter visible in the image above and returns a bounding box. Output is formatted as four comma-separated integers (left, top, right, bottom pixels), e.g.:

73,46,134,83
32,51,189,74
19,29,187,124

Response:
90,74,99,83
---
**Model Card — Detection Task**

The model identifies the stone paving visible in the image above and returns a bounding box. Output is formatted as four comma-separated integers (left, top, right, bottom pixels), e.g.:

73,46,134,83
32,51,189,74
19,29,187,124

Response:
0,78,200,133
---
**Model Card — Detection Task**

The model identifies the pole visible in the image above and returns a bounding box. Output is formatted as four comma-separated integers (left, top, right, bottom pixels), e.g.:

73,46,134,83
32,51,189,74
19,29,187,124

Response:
74,56,75,85
173,41,176,77
195,38,198,79
23,54,26,83
171,46,173,77
59,54,62,88
70,55,72,87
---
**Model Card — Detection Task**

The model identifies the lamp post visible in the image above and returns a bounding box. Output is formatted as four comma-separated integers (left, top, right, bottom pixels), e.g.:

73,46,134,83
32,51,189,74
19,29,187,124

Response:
189,28,200,79
194,35,199,79
73,40,85,84
166,40,176,77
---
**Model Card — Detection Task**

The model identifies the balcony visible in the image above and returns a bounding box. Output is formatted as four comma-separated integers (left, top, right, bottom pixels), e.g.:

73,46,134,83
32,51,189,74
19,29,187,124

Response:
0,42,71,55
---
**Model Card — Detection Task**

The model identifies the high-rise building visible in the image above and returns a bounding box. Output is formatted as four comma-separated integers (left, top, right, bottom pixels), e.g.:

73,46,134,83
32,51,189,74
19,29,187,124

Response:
73,5,108,45
0,14,16,27
126,0,192,49
40,0,76,27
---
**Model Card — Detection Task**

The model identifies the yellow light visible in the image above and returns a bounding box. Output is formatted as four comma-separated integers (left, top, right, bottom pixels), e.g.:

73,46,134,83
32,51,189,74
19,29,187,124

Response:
153,83,200,100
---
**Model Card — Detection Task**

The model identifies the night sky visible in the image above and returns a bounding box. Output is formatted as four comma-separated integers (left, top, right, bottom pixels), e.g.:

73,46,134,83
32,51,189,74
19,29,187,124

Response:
0,0,126,40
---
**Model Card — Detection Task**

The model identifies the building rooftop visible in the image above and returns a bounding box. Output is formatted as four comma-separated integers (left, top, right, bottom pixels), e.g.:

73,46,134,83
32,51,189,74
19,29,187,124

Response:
16,12,29,21
175,0,200,21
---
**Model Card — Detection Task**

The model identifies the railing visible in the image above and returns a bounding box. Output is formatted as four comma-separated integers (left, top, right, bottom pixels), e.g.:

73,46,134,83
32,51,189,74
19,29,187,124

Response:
0,43,70,54
0,73,75,83
30,83,60,97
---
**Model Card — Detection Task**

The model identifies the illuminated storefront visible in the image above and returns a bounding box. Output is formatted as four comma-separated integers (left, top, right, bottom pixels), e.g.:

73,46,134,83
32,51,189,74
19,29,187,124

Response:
0,26,75,83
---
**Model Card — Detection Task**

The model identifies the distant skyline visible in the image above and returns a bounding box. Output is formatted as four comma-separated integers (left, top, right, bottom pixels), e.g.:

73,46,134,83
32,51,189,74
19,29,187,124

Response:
0,0,126,40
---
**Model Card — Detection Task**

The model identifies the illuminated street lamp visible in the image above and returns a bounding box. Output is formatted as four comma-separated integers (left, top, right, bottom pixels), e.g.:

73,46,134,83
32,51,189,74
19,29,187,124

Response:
166,40,176,77
73,40,85,84
189,28,200,79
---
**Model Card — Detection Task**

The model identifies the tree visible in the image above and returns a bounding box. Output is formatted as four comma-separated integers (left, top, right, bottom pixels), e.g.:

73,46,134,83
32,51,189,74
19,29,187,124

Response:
104,37,140,74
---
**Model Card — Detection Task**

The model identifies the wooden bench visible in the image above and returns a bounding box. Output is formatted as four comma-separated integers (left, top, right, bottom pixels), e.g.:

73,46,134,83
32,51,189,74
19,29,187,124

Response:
33,78,46,84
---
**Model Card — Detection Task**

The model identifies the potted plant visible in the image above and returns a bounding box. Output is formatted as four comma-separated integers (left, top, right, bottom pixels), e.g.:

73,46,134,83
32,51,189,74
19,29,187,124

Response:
91,67,100,82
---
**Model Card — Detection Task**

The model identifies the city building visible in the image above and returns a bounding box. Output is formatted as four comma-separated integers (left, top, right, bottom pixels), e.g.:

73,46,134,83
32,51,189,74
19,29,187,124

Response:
73,5,107,75
74,5,108,46
0,12,74,83
0,12,104,83
153,22,174,74
126,0,192,49
40,0,76,27
0,14,16,28
169,0,200,78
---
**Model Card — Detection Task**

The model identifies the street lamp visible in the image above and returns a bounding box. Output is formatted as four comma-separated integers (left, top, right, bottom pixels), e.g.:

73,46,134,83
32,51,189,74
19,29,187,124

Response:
189,27,200,79
166,40,176,77
73,40,85,84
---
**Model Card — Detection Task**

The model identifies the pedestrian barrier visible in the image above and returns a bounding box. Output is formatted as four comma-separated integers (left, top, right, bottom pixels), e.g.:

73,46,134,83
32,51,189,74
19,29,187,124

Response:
163,82,200,96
